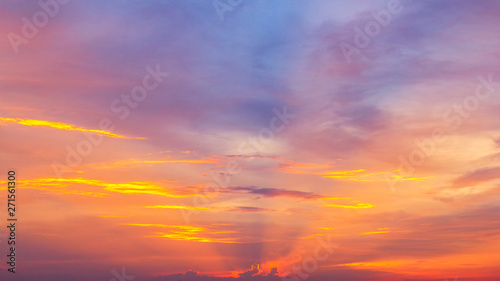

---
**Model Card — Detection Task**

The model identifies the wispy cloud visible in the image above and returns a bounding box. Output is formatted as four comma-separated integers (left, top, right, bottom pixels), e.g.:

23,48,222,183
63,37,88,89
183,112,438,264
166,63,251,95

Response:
126,223,241,243
0,117,144,139
452,166,500,188
224,186,323,200
89,157,218,169
0,178,200,198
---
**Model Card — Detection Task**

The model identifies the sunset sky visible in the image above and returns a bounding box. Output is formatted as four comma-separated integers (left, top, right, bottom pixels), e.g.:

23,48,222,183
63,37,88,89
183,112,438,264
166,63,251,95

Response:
1,0,500,280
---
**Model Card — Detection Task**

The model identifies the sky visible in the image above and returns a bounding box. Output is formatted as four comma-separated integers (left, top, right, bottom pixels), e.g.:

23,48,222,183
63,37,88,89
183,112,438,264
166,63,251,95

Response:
1,0,500,280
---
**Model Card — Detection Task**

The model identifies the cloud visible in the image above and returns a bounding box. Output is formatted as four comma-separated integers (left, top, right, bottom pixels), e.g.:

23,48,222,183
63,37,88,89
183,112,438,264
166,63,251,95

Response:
228,206,275,213
0,177,200,198
224,186,323,200
126,223,241,244
144,205,210,210
3,0,500,280
0,117,143,139
238,264,262,278
89,157,218,169
324,201,373,209
143,205,275,213
452,166,500,188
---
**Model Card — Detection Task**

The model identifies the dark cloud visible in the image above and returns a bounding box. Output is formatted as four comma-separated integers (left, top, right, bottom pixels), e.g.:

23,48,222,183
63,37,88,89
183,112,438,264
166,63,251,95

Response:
225,186,324,200
229,206,275,213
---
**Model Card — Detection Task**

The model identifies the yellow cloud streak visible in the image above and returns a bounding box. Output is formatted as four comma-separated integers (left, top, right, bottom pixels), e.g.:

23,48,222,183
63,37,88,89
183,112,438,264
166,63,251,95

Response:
340,261,408,268
361,230,391,235
387,174,433,181
0,178,199,198
324,202,373,209
127,223,239,243
279,162,431,183
144,205,209,210
360,228,411,235
322,197,374,209
0,178,108,197
0,117,144,139
321,169,366,176
152,233,238,243
322,169,432,182
126,223,206,231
